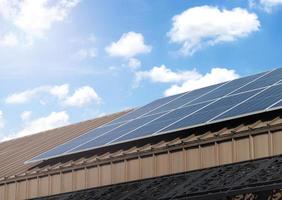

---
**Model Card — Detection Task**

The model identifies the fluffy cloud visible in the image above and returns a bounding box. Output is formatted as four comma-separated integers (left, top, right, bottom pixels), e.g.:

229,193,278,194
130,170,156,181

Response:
105,32,152,58
168,6,260,55
16,111,69,138
135,66,239,96
0,110,4,129
5,84,101,107
0,0,80,45
63,86,101,107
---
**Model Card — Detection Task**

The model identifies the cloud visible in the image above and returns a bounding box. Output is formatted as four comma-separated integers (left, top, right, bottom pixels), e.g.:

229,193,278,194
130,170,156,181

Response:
127,58,141,70
20,111,32,121
135,66,239,96
15,111,69,138
0,0,80,45
5,84,101,107
63,86,101,107
105,32,152,58
251,0,282,12
168,6,260,55
75,48,97,60
0,32,18,47
0,110,4,129
49,84,69,99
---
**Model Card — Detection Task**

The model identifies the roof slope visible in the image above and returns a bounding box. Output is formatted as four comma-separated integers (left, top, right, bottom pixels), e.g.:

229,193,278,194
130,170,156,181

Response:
0,110,130,180
33,154,282,200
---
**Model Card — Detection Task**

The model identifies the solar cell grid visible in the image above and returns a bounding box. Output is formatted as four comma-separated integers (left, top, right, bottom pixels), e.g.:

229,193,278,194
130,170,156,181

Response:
27,68,282,163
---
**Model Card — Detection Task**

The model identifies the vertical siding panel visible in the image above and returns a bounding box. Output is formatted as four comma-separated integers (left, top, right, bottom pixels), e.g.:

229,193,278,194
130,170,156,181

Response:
87,166,99,188
273,130,282,155
75,169,86,190
62,171,73,193
0,184,5,200
201,144,216,168
253,133,269,158
112,161,126,184
156,153,169,176
236,137,250,162
100,164,111,186
141,155,154,179
186,147,200,171
218,140,233,165
28,178,38,199
7,183,16,200
171,150,185,174
51,174,61,195
38,176,49,197
16,181,27,200
127,158,140,181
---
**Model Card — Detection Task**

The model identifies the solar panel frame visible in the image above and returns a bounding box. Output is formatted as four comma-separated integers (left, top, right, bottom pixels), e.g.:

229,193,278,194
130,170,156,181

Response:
26,68,282,164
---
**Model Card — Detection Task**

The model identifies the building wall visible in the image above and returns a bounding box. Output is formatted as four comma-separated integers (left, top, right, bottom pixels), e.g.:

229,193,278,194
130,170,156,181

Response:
1,129,282,200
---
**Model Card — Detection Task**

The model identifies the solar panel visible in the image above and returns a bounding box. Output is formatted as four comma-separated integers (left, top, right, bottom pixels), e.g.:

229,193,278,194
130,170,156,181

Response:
26,68,282,163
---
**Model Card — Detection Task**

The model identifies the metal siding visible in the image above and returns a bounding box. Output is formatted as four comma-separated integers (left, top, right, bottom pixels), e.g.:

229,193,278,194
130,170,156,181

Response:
236,137,250,162
253,133,269,158
38,176,49,197
186,147,201,171
100,164,111,186
51,174,61,195
28,178,38,199
127,159,140,181
141,156,154,179
87,166,99,188
171,150,185,173
218,140,233,165
156,153,169,176
75,169,86,191
273,130,282,155
112,162,125,184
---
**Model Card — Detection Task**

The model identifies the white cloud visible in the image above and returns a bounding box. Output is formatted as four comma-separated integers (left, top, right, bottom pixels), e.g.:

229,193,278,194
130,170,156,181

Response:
105,32,152,58
5,84,102,107
257,0,282,12
0,32,18,47
16,111,69,138
135,66,239,96
168,6,260,55
63,86,101,107
49,84,69,99
0,110,5,129
0,0,80,45
20,111,32,121
75,48,97,60
128,58,141,70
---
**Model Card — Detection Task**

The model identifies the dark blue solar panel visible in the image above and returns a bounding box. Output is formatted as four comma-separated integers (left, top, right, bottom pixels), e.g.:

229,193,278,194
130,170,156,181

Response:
192,72,266,104
111,102,210,144
67,113,165,153
29,122,125,162
110,93,183,124
230,68,282,94
269,100,282,109
159,89,261,134
144,82,225,116
212,84,282,122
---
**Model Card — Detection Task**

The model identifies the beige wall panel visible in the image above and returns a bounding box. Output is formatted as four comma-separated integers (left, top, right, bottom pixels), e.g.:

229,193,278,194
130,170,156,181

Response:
17,181,27,200
171,150,184,174
51,174,61,195
127,158,140,181
253,133,269,159
7,183,16,200
219,141,233,165
0,185,5,200
38,176,49,197
28,178,38,199
100,164,111,186
273,131,282,155
112,162,125,184
141,156,154,179
201,145,216,168
156,153,169,176
75,169,86,190
236,137,250,162
87,167,99,188
186,147,200,171
62,172,73,193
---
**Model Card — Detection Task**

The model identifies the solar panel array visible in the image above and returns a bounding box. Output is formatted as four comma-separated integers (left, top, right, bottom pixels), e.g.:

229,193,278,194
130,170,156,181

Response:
27,68,282,163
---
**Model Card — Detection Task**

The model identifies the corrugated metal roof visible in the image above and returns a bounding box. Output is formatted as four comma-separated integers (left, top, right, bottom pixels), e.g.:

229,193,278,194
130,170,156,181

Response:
0,110,131,180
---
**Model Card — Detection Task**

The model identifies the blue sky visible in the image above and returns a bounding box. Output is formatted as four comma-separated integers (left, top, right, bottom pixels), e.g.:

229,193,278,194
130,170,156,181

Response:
0,0,282,140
